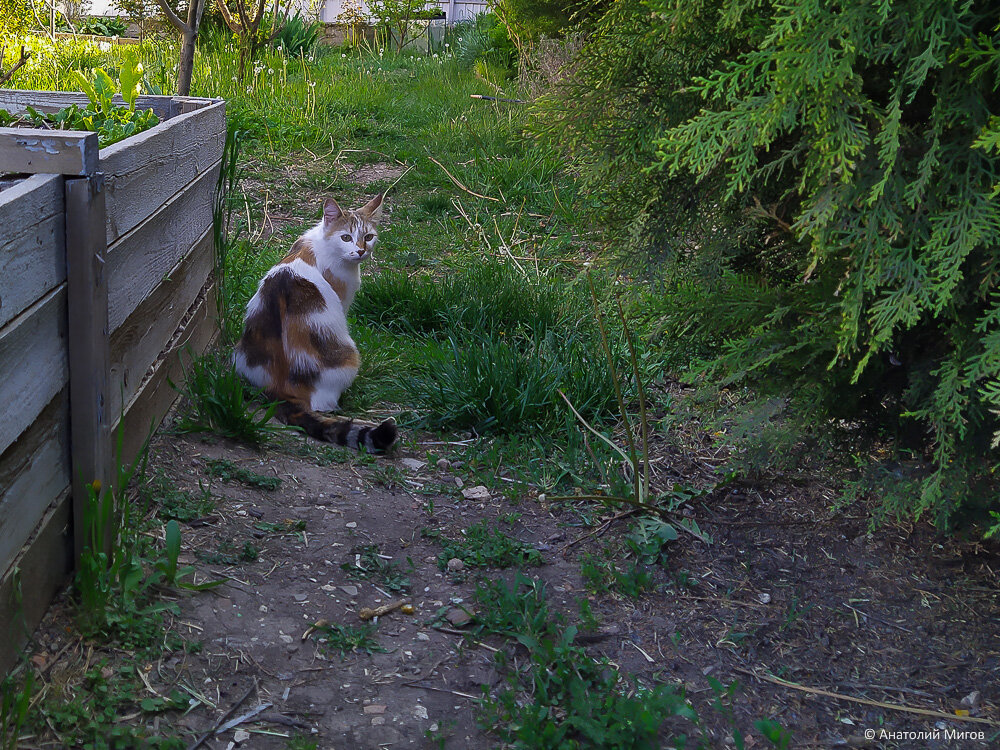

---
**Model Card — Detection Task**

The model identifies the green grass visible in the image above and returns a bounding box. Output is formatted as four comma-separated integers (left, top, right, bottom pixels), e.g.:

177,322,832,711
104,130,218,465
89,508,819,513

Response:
424,521,542,570
311,623,386,658
173,351,285,447
205,458,282,490
341,544,410,592
142,470,216,522
473,574,698,748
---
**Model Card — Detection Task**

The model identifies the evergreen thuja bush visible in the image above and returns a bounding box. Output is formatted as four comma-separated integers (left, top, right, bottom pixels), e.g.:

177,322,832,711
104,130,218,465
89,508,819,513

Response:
652,0,1000,523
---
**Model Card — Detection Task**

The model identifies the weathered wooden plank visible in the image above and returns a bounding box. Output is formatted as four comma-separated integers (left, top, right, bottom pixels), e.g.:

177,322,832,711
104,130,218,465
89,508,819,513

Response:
0,90,215,119
0,391,71,577
0,488,72,677
65,170,113,563
0,286,69,457
102,99,225,245
0,173,65,330
116,282,218,469
106,159,219,332
109,228,213,419
0,128,98,176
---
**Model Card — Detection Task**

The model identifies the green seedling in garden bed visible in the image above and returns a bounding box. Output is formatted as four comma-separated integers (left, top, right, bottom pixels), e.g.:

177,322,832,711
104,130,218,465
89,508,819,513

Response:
0,53,158,147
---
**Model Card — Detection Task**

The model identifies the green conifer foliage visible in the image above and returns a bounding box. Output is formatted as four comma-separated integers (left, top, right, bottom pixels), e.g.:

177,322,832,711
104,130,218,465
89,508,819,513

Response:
652,0,1000,521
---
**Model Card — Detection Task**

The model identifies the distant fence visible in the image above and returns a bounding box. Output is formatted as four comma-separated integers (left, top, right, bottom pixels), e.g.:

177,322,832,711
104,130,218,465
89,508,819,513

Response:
0,91,224,674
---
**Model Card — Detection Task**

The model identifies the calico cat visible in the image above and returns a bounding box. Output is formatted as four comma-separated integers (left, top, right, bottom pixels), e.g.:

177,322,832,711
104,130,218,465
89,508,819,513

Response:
234,193,397,452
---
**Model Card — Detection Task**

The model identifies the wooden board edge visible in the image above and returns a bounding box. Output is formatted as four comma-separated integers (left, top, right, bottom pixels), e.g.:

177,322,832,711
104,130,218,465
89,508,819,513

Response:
109,227,214,417
115,282,218,468
99,98,225,165
0,489,72,677
0,128,98,176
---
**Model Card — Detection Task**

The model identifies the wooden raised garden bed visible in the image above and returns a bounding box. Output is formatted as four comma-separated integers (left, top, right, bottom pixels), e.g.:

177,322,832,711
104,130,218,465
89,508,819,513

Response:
0,90,225,674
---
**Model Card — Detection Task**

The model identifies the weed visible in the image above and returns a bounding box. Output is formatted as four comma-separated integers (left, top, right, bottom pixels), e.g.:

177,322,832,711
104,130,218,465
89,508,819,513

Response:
255,519,307,539
580,553,612,594
38,665,185,749
474,574,700,748
755,718,793,748
205,457,282,490
613,562,655,598
312,623,386,658
286,734,320,750
197,539,260,565
577,597,600,632
173,350,285,447
142,470,215,522
424,522,542,570
781,593,815,632
625,517,679,566
341,545,410,592
0,669,33,750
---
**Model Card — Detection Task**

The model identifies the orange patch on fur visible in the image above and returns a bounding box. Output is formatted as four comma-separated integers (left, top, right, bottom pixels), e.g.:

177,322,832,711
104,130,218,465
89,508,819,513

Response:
281,238,317,266
322,270,349,303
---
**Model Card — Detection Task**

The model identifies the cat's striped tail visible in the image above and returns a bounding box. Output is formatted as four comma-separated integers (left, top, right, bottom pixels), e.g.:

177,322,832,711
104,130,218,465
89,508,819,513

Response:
275,401,398,453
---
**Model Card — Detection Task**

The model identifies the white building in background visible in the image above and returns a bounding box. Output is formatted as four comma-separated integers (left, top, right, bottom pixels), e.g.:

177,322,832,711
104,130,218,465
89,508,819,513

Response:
316,0,487,25
87,0,488,24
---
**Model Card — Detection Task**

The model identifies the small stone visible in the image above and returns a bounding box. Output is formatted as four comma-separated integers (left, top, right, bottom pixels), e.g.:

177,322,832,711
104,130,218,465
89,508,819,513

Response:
758,593,771,605
461,485,490,500
454,476,464,489
436,458,451,470
294,594,308,602
451,461,464,469
259,605,268,612
346,521,357,528
401,458,427,471
364,704,387,714
414,705,429,720
101,666,114,680
446,558,465,572
279,634,294,644
416,632,431,641
322,584,336,592
341,585,359,597
371,717,385,725
961,691,981,709
429,722,439,732
446,607,473,628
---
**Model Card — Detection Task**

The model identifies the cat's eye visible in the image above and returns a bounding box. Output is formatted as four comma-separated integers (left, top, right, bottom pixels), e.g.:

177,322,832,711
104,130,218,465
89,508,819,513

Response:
364,233,375,242
341,234,352,242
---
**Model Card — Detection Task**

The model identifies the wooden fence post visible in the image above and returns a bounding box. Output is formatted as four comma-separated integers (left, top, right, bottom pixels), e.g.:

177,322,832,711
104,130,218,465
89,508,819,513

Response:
64,132,112,564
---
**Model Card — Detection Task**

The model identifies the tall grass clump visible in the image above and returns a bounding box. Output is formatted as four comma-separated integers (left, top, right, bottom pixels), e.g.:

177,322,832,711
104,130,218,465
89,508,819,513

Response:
352,260,625,434
173,351,284,447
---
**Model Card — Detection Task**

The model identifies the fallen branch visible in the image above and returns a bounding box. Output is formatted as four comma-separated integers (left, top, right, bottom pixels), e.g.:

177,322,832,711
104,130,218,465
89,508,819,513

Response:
734,668,1000,727
428,156,500,202
186,681,257,750
215,702,273,734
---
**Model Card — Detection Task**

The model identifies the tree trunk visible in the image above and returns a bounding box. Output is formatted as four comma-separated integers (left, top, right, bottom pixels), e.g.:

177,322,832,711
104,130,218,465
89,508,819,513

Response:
177,27,197,95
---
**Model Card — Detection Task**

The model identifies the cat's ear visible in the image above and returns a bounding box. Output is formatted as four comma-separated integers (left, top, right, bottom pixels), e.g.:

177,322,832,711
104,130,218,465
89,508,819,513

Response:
357,192,385,224
323,198,343,226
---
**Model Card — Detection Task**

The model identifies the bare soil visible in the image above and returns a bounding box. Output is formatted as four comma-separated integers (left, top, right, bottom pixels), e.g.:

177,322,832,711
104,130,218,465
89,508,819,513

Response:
27,409,1000,749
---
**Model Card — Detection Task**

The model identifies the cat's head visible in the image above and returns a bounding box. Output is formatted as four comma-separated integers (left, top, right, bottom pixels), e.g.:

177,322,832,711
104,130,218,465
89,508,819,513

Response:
322,193,385,263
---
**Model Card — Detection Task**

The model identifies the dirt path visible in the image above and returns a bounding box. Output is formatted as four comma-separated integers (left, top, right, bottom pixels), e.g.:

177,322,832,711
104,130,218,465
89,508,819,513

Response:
72,418,994,750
